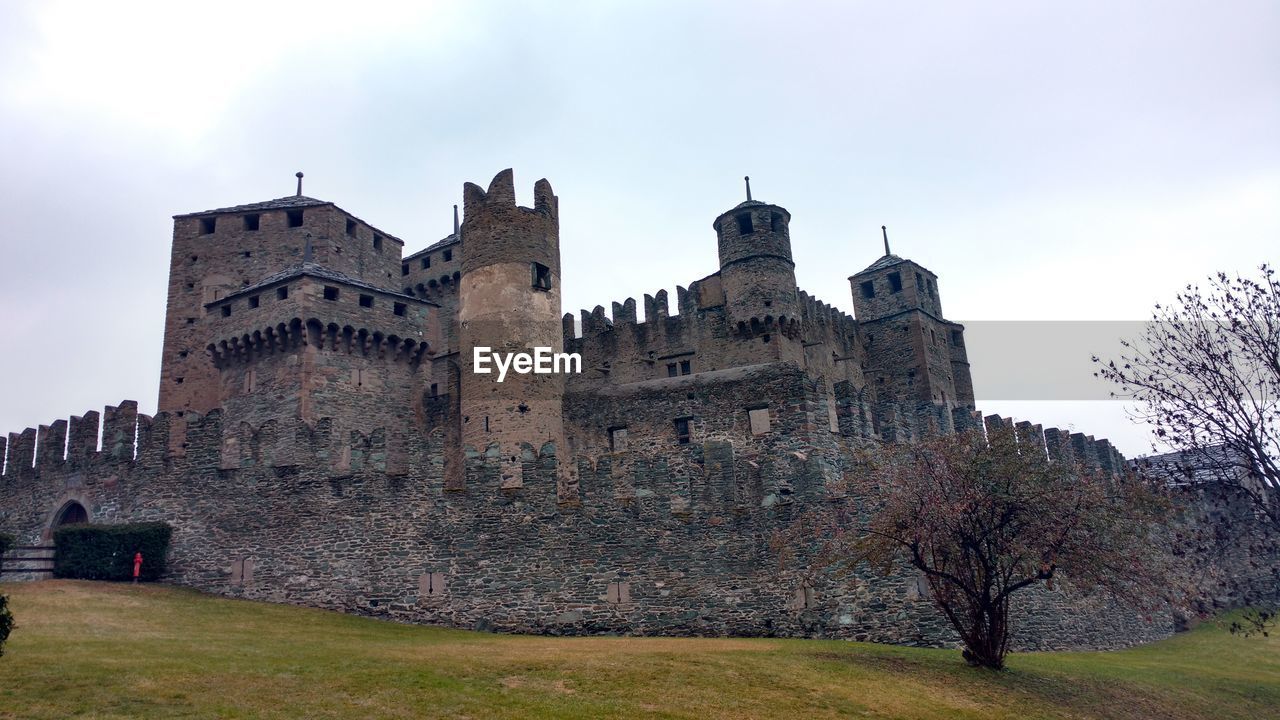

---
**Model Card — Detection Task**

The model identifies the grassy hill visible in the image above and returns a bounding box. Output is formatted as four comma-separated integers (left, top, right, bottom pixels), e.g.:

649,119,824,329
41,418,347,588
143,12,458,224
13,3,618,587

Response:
0,581,1275,719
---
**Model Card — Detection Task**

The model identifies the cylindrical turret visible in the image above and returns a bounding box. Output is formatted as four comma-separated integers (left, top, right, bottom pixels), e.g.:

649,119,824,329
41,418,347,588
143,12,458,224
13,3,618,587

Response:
457,169,572,496
713,197,802,343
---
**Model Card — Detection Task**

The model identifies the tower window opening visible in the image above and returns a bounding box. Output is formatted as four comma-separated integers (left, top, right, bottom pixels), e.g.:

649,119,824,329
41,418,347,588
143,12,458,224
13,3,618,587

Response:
346,218,357,235
860,281,875,299
359,294,373,308
422,256,431,269
443,249,453,262
277,286,289,300
915,271,924,290
199,217,216,235
393,302,406,316
609,426,628,452
242,251,251,258
951,329,963,345
430,383,438,397
287,210,304,228
402,264,409,276
373,234,383,251
323,286,339,301
243,214,260,231
931,329,936,344
680,360,691,375
248,295,260,309
770,212,783,232
220,305,231,317
175,377,185,384
888,272,903,293
735,212,754,235
928,279,935,297
674,417,691,445
531,262,552,291
667,363,678,378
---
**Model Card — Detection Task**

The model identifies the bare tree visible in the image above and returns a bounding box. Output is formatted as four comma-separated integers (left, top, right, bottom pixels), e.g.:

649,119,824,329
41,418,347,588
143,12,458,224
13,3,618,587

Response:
1094,264,1279,528
782,428,1172,670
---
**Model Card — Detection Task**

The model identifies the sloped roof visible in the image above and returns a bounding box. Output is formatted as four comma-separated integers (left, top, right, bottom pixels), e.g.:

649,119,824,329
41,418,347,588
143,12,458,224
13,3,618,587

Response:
856,253,906,275
404,233,459,262
207,262,434,307
174,195,330,218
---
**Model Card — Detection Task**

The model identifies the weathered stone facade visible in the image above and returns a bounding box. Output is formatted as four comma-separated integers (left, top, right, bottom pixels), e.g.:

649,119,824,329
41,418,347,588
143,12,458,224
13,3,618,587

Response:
1,169,1275,650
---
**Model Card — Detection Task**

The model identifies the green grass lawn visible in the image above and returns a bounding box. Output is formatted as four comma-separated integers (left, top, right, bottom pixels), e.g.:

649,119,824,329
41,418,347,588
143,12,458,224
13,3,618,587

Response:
0,581,1275,719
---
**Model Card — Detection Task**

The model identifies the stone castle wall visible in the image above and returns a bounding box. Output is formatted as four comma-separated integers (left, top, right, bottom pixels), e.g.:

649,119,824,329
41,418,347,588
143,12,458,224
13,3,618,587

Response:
3,383,1275,651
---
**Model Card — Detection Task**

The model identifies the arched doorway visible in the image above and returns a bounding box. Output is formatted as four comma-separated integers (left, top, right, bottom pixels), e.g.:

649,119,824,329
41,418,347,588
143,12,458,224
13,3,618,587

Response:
55,501,88,526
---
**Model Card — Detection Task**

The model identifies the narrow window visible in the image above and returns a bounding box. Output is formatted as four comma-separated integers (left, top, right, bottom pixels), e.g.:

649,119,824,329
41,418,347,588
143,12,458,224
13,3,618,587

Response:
667,363,678,378
609,426,628,452
346,218,357,235
199,217,216,235
735,212,753,234
421,256,430,269
531,262,552,291
175,377,185,384
243,214,260,231
359,294,373,308
770,212,783,232
248,295,260,309
748,407,771,435
401,264,409,276
430,383,439,397
951,329,962,345
245,369,256,393
220,305,231,317
373,234,383,251
287,210,304,228
680,360,691,375
277,286,289,300
605,582,631,604
323,286,339,301
443,249,453,262
242,251,251,258
860,280,875,299
915,271,924,290
674,417,691,445
928,279,935,297
393,302,406,316
889,272,903,293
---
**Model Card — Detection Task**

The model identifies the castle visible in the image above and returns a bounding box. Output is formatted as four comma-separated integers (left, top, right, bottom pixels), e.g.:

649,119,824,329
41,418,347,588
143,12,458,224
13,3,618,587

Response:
1,169,1274,649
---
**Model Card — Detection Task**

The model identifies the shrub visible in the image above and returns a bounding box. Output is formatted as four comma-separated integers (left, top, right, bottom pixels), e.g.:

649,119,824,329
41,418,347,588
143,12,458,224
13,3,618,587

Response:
0,532,13,557
0,533,13,658
53,523,173,581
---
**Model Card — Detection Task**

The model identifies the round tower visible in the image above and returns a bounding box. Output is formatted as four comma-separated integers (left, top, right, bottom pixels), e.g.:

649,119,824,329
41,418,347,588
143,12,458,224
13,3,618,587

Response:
713,178,802,345
457,169,573,496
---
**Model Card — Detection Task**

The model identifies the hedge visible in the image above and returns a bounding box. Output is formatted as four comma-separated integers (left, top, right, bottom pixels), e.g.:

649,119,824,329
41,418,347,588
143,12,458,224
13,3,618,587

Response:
53,523,173,581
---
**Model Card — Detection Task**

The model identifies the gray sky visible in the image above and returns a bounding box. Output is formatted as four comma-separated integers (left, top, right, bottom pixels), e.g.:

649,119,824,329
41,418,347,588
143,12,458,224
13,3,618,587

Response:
0,1,1275,457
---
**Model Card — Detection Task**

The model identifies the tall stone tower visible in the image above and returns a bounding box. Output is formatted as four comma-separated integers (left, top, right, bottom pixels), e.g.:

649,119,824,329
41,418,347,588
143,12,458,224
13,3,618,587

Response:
849,233,974,439
712,179,803,364
457,169,573,498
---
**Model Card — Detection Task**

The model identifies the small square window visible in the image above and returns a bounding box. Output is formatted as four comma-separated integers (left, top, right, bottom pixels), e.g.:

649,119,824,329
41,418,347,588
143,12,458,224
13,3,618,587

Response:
248,295,260,308
680,360,691,375
736,212,753,235
242,250,251,258
373,235,383,251
609,426,628,452
287,210,304,228
393,302,406,316
860,280,875,299
443,249,453,262
199,217,216,235
674,417,691,445
359,294,373,308
346,218,357,235
323,286,339,301
770,212,783,232
421,256,430,269
243,214,260,231
667,363,678,378
430,383,439,397
277,286,289,300
220,305,231,317
888,272,903,293
531,262,552,291
401,264,409,276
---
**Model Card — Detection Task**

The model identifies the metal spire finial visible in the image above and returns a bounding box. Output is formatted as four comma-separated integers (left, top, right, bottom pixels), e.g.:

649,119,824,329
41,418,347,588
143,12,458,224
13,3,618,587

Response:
744,176,752,202
882,225,890,256
453,204,460,236
295,171,304,197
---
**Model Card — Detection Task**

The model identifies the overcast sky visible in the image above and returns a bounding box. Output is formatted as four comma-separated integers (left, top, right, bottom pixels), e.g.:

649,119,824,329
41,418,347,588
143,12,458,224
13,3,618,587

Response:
0,1,1275,457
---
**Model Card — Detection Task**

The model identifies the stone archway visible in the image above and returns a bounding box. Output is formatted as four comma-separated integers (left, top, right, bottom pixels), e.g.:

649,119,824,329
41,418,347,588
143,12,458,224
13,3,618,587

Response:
54,501,88,526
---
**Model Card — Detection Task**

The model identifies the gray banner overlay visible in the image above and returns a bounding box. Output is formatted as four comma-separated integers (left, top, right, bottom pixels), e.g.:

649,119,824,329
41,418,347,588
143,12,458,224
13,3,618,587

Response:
961,321,1149,401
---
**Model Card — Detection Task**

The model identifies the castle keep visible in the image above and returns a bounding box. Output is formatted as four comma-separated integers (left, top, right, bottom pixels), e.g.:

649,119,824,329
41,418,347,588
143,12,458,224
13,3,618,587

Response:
2,170,1275,649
